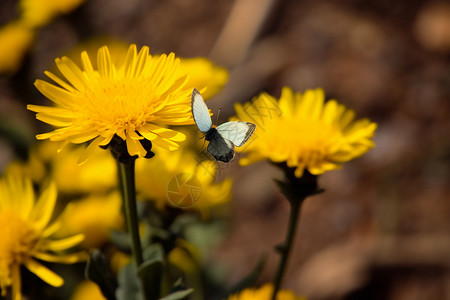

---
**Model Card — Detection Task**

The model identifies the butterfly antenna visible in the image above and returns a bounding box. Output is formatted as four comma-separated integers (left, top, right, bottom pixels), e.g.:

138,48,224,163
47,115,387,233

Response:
215,107,221,125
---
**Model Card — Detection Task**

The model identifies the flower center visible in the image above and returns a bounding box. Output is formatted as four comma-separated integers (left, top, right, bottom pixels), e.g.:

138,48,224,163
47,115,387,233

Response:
80,77,160,132
0,212,39,289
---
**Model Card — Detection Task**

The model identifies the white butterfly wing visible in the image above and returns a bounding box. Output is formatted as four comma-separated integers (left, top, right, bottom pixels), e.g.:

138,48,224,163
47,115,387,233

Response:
207,131,235,163
216,121,256,147
191,89,212,133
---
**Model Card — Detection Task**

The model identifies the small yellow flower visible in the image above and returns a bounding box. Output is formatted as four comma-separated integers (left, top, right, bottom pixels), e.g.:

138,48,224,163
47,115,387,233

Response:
19,0,86,27
0,174,85,300
0,20,34,74
228,284,305,300
28,44,197,163
57,192,123,249
232,87,377,177
136,147,232,217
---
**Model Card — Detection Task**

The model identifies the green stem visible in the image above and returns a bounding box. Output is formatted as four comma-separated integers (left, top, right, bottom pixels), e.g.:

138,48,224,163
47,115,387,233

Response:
117,159,144,269
271,196,304,300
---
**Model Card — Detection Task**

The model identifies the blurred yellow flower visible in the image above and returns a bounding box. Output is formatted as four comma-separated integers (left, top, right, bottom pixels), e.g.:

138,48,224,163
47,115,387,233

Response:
19,0,86,27
0,20,34,74
232,87,377,177
0,174,86,300
50,145,116,194
5,148,47,184
228,284,305,300
28,44,196,163
136,147,232,217
5,141,116,194
70,280,106,300
177,57,229,99
57,192,123,249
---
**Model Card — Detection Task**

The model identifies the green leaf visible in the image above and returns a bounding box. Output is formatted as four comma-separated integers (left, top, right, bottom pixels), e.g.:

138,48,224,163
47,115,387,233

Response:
138,244,165,299
158,289,194,300
84,249,118,300
142,243,165,261
116,263,144,300
110,230,131,252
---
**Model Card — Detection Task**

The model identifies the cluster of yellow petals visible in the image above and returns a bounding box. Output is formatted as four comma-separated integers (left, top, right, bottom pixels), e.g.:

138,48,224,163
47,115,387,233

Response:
233,87,377,177
0,174,85,300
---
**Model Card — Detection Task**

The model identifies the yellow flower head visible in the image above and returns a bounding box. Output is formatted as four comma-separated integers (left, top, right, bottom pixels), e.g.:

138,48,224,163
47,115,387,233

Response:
19,0,86,27
28,44,198,163
228,284,305,300
232,87,377,177
57,192,123,249
0,174,85,300
136,147,232,217
0,20,34,74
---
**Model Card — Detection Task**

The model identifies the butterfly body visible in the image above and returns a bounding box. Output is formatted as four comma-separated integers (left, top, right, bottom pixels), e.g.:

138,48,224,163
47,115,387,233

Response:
191,89,256,163
204,127,217,142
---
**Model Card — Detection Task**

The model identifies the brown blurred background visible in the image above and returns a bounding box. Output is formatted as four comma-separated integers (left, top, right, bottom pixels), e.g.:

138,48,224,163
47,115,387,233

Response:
1,0,449,299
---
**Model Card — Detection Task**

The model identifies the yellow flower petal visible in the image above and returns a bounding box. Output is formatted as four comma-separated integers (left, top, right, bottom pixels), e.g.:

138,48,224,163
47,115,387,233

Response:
31,182,57,231
24,259,64,287
33,251,88,264
41,234,85,251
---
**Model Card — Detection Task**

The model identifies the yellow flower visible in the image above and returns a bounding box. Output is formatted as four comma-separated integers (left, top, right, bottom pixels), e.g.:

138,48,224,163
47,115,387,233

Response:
232,87,377,177
57,192,123,249
70,280,106,300
228,284,305,300
5,141,116,194
28,44,196,163
0,20,34,74
135,147,232,217
19,0,86,27
0,174,86,300
177,57,229,99
50,144,116,194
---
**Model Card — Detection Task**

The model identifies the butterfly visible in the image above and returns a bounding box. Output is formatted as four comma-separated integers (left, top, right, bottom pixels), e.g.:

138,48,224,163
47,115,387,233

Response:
191,88,256,163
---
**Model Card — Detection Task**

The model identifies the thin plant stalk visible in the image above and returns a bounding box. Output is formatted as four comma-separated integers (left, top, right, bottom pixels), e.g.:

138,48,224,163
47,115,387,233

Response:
271,196,304,300
271,167,320,300
117,158,152,300
117,159,144,267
